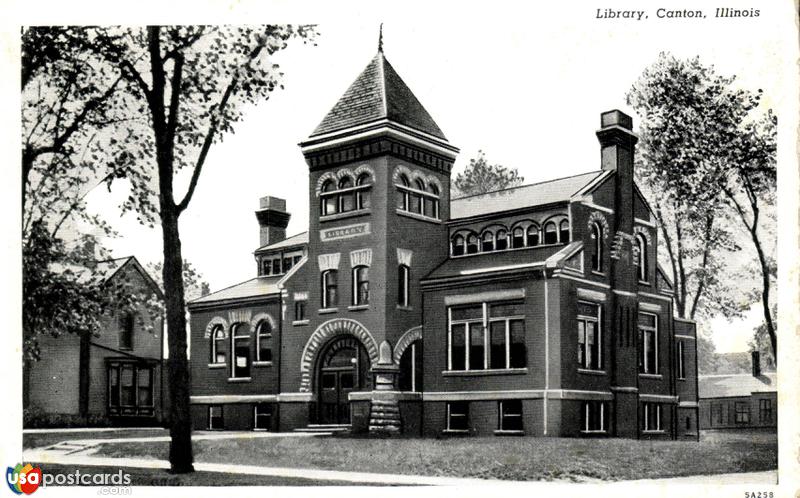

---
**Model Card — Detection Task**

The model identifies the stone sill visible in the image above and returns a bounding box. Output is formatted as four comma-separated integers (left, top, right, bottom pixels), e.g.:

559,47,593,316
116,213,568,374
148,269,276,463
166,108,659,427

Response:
292,320,310,326
643,430,666,434
207,363,226,369
442,368,528,377
451,241,566,259
347,305,370,311
493,430,525,436
227,377,251,383
318,307,339,315
639,373,663,379
319,209,370,223
441,429,469,435
396,305,413,311
253,361,273,368
580,430,608,435
577,369,606,376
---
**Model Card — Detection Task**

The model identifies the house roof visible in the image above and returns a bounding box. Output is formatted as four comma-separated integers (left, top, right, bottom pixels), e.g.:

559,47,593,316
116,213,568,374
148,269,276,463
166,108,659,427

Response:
188,276,282,306
422,245,565,282
698,373,777,399
49,255,162,298
255,232,309,253
308,51,447,141
450,171,603,220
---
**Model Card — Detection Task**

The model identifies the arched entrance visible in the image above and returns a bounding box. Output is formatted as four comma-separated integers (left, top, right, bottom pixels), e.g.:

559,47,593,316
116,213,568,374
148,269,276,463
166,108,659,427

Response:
316,336,371,424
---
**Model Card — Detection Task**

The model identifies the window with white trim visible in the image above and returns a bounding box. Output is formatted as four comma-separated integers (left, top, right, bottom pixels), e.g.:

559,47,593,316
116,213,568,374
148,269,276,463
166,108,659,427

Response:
498,400,523,432
448,301,526,371
253,403,272,431
676,340,685,379
230,323,251,379
396,174,441,220
208,406,224,430
446,401,468,431
398,264,410,307
759,399,773,422
210,325,226,364
256,320,272,363
643,402,662,431
638,313,658,374
352,266,369,306
577,302,602,370
321,269,338,309
495,229,508,250
583,401,606,433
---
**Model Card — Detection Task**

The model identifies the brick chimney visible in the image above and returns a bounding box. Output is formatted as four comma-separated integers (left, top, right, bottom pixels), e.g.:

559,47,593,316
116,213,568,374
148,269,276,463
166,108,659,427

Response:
596,110,638,236
255,196,290,248
751,351,761,377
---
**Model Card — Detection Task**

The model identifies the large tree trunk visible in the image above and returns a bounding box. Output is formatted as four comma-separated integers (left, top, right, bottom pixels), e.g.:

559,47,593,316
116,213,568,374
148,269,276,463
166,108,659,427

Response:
750,225,777,358
160,210,194,473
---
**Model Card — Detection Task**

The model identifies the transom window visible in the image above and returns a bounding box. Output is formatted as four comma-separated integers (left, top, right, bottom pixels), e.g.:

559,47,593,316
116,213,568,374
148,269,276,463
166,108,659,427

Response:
396,174,441,220
643,402,662,432
210,325,226,364
320,173,372,216
446,401,468,431
231,323,251,379
256,320,272,363
498,400,523,432
583,401,606,433
352,266,370,306
448,301,526,371
638,313,658,374
577,302,602,371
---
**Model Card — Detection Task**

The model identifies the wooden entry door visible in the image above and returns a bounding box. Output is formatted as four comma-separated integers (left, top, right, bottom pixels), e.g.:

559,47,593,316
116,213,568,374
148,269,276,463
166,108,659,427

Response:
317,337,369,425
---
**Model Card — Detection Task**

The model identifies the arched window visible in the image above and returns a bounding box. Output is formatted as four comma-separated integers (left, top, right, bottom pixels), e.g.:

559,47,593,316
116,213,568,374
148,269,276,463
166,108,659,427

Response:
256,320,272,363
398,264,410,307
527,224,540,246
481,231,495,252
512,227,525,248
356,173,372,210
210,325,226,364
452,234,465,256
320,179,337,216
559,220,570,243
412,179,425,214
231,323,251,378
322,269,338,309
428,184,440,219
338,176,355,213
396,174,410,211
466,234,479,254
637,234,648,282
544,222,558,244
398,340,423,392
353,266,370,306
591,222,603,272
496,229,508,250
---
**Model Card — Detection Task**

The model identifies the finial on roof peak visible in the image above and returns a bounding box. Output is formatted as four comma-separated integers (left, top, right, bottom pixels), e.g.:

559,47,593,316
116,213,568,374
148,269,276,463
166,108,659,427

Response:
378,23,383,53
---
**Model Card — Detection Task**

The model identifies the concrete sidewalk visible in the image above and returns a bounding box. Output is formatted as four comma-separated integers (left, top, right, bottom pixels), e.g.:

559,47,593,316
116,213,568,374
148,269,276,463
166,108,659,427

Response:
626,470,777,485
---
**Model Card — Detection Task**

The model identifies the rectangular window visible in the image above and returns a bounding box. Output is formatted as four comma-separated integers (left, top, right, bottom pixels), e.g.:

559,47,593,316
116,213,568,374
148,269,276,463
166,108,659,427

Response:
711,402,723,426
735,402,750,424
759,399,773,422
254,403,272,431
677,341,686,379
353,266,369,306
322,270,338,308
643,402,662,432
137,367,153,406
120,365,135,406
499,400,523,432
283,257,293,273
294,300,306,321
119,313,134,350
448,302,525,371
638,313,658,374
272,259,281,275
293,255,302,266
262,259,271,276
109,366,120,407
447,402,468,431
231,325,250,378
398,265,410,307
208,406,224,430
577,302,601,370
583,401,606,433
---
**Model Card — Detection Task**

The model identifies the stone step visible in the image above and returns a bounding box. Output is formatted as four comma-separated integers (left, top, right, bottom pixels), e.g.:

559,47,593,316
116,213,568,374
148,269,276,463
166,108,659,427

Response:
370,408,401,416
369,418,401,427
368,425,401,434
369,411,401,420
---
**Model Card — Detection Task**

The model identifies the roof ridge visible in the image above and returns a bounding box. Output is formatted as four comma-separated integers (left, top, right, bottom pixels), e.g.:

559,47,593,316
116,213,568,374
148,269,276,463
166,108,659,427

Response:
452,170,601,202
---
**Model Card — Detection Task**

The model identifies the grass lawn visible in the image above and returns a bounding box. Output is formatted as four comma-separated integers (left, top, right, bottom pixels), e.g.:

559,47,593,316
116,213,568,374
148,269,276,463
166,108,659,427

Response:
24,429,166,450
91,430,777,482
31,463,359,486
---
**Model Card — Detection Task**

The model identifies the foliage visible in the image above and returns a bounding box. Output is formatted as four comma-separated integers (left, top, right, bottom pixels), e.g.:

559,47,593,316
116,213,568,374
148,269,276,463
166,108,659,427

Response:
452,150,524,197
23,406,114,429
627,53,775,328
147,260,210,302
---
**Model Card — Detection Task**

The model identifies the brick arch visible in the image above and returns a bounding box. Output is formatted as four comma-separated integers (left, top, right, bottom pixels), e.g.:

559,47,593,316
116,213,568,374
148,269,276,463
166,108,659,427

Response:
203,316,229,339
299,318,379,392
633,225,653,245
249,312,276,332
393,326,422,364
315,171,337,196
587,211,610,241
392,165,413,184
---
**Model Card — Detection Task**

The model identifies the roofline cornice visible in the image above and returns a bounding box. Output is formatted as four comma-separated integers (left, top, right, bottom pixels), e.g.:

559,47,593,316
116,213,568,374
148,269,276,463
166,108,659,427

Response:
187,294,280,312
447,200,568,226
300,120,459,157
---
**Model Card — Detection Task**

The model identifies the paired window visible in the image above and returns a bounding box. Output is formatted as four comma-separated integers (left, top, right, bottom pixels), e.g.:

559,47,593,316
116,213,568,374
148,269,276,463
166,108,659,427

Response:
734,402,750,424
498,400,523,432
676,341,686,379
254,403,272,431
452,221,565,257
643,402,662,432
446,401,469,431
208,406,224,430
321,270,338,309
636,234,648,282
210,326,226,364
118,312,134,350
577,302,602,371
256,321,272,363
231,324,251,379
261,254,302,276
108,362,153,416
448,301,526,371
396,174,440,219
294,300,306,322
590,222,603,272
320,173,372,216
759,399,773,422
398,265,410,307
638,313,658,374
352,266,370,306
583,401,606,433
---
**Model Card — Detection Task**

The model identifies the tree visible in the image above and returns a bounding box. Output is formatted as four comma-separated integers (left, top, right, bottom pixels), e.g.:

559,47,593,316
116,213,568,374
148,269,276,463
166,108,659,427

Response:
452,150,523,197
147,260,210,303
626,53,769,323
66,25,316,473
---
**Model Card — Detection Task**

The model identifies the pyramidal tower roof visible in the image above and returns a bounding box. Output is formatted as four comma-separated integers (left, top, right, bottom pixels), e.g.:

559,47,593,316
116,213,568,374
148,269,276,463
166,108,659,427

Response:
308,49,448,141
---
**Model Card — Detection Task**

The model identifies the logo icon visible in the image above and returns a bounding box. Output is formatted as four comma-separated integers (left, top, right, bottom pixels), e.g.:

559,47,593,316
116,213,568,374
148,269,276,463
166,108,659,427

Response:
5,464,41,495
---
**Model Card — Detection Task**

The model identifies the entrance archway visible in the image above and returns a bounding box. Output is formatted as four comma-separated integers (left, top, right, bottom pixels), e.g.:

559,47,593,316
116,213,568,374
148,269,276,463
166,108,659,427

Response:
316,336,371,424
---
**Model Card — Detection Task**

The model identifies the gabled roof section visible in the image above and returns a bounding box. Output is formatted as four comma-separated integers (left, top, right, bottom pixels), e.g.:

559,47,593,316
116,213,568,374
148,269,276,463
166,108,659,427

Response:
450,171,602,220
188,276,282,306
51,255,163,299
255,232,308,254
699,373,777,398
308,51,447,141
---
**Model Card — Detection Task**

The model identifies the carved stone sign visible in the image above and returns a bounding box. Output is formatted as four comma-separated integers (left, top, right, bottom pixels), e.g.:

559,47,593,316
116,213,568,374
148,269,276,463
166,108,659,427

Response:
320,222,371,242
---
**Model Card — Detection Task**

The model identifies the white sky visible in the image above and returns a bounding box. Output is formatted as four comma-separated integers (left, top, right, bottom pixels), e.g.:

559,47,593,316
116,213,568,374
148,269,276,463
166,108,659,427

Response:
63,4,792,353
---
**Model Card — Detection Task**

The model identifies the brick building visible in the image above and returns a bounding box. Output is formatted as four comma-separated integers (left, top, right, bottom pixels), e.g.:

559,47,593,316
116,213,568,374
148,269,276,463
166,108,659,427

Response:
25,256,166,426
187,44,699,439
